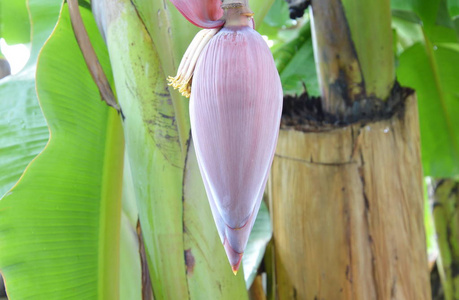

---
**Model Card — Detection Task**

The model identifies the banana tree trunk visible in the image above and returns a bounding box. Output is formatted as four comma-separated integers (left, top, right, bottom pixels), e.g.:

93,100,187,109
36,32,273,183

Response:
267,0,431,298
269,93,430,299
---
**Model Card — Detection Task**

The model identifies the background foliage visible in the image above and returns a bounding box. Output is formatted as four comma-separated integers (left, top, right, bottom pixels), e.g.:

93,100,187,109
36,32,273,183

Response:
0,0,458,299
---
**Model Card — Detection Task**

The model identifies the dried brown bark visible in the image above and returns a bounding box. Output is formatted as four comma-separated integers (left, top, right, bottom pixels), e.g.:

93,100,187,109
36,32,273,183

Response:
269,94,431,299
68,0,120,113
249,275,267,300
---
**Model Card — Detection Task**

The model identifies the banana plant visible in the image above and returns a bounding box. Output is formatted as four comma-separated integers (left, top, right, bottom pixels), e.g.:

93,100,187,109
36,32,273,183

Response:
2,0,459,298
0,0,273,299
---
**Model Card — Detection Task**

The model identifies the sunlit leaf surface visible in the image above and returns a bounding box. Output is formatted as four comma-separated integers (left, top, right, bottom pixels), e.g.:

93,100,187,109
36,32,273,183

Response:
0,3,124,299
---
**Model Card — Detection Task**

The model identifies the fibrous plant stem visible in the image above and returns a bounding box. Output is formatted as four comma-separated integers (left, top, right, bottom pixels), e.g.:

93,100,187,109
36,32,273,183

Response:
341,0,394,100
310,0,395,120
221,0,253,27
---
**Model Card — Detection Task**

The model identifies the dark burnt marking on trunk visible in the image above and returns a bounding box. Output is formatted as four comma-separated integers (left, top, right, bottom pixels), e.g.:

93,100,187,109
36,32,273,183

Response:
292,287,297,299
184,249,195,275
343,185,354,285
329,68,366,107
345,265,352,283
281,82,413,132
357,151,380,297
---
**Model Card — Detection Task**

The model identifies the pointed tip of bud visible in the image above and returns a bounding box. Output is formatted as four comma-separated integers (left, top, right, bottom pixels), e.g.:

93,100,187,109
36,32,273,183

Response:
224,239,243,275
230,254,243,275
232,267,238,276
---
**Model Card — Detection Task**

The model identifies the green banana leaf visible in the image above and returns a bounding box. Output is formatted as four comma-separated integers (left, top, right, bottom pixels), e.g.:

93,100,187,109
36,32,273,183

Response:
391,0,441,33
262,0,293,28
448,0,459,16
120,154,141,300
121,154,139,228
120,212,142,300
0,2,124,299
392,0,458,42
258,0,301,53
392,14,424,56
102,1,188,297
0,0,62,197
391,0,459,177
0,67,49,197
256,1,319,96
250,0,276,28
398,42,459,177
0,0,30,45
243,201,272,288
273,21,319,96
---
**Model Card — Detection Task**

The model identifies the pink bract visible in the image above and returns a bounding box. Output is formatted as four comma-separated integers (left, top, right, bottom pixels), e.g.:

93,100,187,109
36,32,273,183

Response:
190,26,283,271
169,0,224,28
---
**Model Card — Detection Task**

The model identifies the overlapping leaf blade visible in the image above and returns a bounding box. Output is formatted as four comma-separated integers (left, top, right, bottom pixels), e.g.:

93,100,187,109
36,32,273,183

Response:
392,0,459,177
273,21,319,96
0,3,124,299
0,0,62,197
242,202,272,288
398,43,459,177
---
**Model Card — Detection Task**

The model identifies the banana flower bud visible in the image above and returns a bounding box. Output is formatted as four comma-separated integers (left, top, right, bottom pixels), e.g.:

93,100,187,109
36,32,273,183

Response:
169,0,283,275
